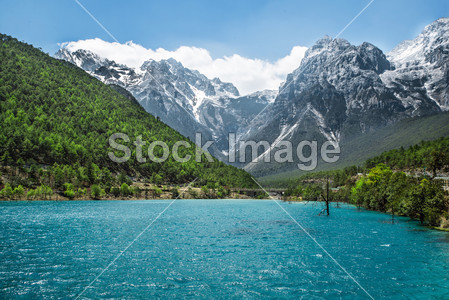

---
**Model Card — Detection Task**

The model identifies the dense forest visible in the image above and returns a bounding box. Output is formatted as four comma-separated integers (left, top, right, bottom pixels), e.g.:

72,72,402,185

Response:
365,137,449,176
285,138,449,227
0,33,256,199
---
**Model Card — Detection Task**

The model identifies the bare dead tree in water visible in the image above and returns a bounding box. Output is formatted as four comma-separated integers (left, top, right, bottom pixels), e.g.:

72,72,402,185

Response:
319,177,330,216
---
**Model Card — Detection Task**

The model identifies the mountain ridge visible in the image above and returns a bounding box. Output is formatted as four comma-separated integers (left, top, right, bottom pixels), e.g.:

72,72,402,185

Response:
56,17,449,177
55,48,275,158
240,18,448,175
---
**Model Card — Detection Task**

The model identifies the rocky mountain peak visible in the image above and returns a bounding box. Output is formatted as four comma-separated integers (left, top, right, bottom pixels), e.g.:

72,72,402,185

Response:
279,37,392,105
384,17,449,109
243,26,444,175
55,17,449,175
54,46,265,158
55,48,119,72
389,17,449,67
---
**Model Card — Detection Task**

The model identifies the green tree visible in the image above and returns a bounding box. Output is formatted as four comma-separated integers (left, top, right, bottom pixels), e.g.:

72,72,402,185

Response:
406,179,447,226
118,172,132,185
425,150,447,177
76,188,87,197
27,189,35,200
151,173,163,185
0,183,13,198
63,183,75,199
91,184,104,200
13,185,25,199
86,162,98,184
120,183,132,196
153,186,162,197
110,186,120,197
385,172,409,219
351,164,393,211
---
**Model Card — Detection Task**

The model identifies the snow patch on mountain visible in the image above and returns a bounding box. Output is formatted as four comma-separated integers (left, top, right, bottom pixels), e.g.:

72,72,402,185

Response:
384,17,449,110
55,47,275,158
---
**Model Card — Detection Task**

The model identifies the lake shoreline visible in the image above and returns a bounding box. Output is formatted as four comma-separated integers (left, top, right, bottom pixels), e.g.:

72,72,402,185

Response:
0,181,268,201
0,192,259,202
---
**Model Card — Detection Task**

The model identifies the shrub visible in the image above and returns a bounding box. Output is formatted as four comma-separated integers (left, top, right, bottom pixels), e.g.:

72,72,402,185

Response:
63,183,74,190
63,183,75,199
27,189,35,200
91,184,104,199
118,172,132,185
13,185,25,199
171,187,179,198
111,186,120,197
188,187,198,199
76,188,87,197
153,187,162,197
64,189,75,199
34,184,53,200
151,173,163,185
0,183,13,198
201,186,209,198
120,183,132,196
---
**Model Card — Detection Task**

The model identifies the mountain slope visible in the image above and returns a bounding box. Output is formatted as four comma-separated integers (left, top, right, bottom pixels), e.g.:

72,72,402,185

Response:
244,36,440,144
54,18,449,178
259,112,449,186
55,49,274,157
242,18,449,176
0,33,255,188
55,49,222,156
382,17,449,109
197,90,276,151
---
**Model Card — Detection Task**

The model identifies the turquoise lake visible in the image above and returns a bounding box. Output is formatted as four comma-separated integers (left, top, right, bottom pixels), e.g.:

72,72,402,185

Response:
1,200,449,299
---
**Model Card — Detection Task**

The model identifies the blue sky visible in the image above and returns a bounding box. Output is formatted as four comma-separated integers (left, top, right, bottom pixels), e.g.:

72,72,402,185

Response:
1,0,448,60
1,0,448,94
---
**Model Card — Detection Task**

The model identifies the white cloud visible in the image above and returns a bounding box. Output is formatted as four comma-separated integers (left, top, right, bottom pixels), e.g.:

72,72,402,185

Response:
60,38,307,95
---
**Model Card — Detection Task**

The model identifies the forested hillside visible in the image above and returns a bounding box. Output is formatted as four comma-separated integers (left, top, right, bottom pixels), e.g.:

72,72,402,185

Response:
0,34,255,199
365,137,449,176
283,138,449,228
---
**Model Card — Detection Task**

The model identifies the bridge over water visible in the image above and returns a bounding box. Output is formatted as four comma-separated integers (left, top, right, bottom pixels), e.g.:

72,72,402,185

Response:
230,188,286,197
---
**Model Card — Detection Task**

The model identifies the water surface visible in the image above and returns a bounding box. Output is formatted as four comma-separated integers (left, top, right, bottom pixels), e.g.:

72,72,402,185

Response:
1,200,449,299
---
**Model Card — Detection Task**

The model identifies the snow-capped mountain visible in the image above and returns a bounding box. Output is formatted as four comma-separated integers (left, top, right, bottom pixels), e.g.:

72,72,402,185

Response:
241,19,449,174
56,48,115,72
382,17,449,109
197,89,276,151
55,48,273,158
56,17,449,176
